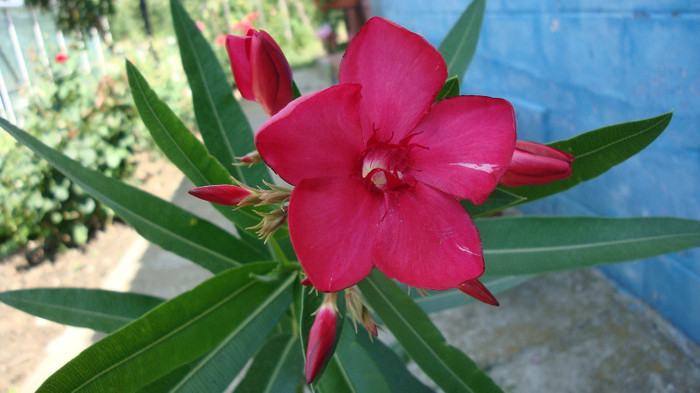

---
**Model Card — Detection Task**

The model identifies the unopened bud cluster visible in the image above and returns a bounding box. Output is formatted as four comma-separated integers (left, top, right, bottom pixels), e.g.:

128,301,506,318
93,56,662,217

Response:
345,287,379,337
188,175,291,241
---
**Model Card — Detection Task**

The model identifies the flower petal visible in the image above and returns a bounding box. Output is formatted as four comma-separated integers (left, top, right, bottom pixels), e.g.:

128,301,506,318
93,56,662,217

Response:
255,84,365,185
226,34,254,101
339,17,447,143
373,183,484,290
410,96,516,204
250,30,294,115
288,176,384,292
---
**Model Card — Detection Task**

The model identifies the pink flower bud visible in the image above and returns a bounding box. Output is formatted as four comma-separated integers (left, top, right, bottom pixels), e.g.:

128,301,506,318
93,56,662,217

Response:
226,30,293,116
500,140,575,187
188,185,252,206
305,296,338,384
458,278,499,306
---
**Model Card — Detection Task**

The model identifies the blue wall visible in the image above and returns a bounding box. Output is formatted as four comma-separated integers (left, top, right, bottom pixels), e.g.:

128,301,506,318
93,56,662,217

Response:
372,0,700,343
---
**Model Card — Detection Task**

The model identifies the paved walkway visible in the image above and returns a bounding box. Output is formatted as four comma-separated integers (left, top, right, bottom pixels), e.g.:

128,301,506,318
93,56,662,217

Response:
22,64,700,393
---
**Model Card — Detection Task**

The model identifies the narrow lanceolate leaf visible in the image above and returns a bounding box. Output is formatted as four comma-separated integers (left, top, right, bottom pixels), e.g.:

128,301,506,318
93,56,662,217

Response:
438,0,486,79
0,288,163,333
170,0,270,186
463,188,526,218
169,273,295,392
478,216,700,277
36,262,282,393
412,275,536,314
126,60,268,255
233,334,304,393
0,117,265,273
353,326,433,393
358,270,504,393
436,76,461,101
315,322,393,393
505,111,673,204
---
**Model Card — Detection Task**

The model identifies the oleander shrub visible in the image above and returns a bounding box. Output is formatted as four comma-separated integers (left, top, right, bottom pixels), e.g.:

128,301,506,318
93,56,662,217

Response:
0,69,149,259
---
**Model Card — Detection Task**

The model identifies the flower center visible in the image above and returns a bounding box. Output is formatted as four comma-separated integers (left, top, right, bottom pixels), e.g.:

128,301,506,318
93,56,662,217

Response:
361,141,414,192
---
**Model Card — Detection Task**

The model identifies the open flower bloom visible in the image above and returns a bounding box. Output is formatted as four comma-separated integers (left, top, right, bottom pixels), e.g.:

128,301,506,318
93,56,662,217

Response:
226,29,293,116
256,17,516,292
500,140,574,187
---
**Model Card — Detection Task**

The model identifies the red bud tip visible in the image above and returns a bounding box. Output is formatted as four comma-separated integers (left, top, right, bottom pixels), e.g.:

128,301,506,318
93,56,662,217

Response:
300,277,313,287
500,140,574,187
305,296,338,384
458,278,500,306
188,185,252,206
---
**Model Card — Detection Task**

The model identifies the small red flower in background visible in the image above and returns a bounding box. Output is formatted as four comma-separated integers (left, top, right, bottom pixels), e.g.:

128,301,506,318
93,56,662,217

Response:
226,29,293,116
500,140,574,187
215,34,227,46
256,17,516,292
195,20,205,31
55,52,68,63
231,12,259,34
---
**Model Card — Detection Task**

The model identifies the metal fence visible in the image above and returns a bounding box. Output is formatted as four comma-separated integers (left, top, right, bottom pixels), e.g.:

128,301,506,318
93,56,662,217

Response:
0,0,109,125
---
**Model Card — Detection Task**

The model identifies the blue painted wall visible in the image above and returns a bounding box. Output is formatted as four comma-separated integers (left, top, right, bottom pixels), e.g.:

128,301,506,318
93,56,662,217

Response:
372,0,700,343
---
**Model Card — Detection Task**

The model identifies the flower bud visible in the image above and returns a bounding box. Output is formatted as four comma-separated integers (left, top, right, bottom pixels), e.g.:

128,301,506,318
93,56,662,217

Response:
500,140,574,187
306,294,338,384
188,185,253,206
226,30,293,116
235,150,262,166
458,278,499,306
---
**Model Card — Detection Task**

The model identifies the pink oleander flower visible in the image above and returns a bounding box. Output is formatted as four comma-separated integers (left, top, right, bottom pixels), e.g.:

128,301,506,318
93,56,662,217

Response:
55,52,68,63
255,17,516,292
188,185,252,206
500,140,574,187
226,29,294,116
215,34,227,47
306,294,338,384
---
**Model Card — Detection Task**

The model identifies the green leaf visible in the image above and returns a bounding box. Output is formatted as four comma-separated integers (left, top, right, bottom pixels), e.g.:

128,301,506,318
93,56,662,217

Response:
436,76,461,101
136,363,197,393
358,270,504,393
125,60,268,254
505,111,673,204
168,273,296,392
233,334,304,393
438,0,486,79
463,188,527,218
413,275,536,314
316,321,393,393
170,0,270,186
36,262,284,392
478,216,700,277
353,326,433,393
0,117,265,273
0,288,163,333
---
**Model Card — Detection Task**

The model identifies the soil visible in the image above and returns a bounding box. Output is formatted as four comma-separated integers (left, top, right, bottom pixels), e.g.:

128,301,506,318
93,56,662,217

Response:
0,153,182,393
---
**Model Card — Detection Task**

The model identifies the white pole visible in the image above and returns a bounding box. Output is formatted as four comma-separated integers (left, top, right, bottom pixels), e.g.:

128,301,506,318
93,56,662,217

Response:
76,30,91,74
90,27,105,74
29,7,51,73
0,68,17,124
4,9,31,87
278,0,292,40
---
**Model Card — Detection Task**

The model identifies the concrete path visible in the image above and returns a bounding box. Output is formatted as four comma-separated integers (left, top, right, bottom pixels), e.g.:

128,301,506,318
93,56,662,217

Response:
22,65,700,393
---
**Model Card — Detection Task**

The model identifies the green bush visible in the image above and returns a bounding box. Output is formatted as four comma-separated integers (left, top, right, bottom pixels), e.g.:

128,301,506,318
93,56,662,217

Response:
0,69,149,259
